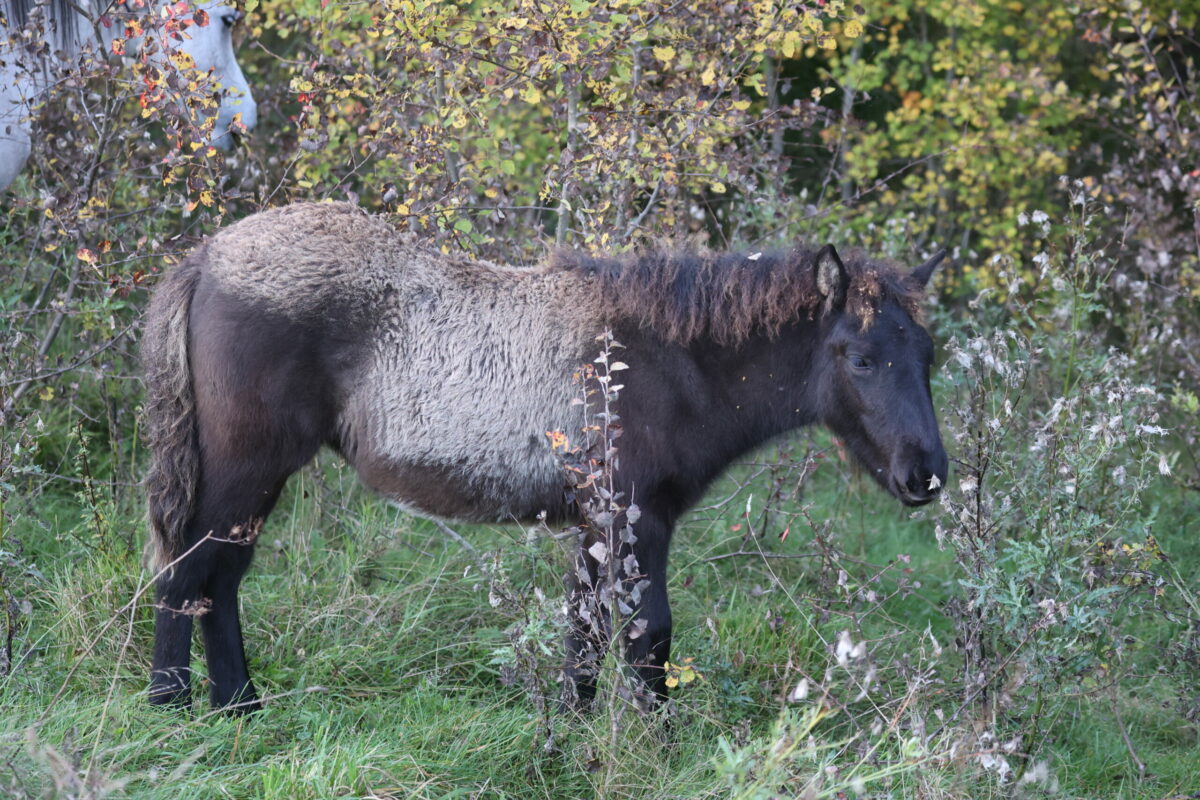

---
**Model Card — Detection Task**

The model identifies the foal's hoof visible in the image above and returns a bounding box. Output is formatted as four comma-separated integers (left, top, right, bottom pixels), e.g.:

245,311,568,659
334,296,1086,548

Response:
148,684,192,711
212,683,262,715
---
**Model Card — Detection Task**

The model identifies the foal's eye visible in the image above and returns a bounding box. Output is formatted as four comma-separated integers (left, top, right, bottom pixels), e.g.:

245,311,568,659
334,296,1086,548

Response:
847,353,873,373
222,13,238,28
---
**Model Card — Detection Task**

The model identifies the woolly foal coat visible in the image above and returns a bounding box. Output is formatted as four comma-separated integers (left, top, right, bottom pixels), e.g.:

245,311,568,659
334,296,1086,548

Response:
143,201,948,711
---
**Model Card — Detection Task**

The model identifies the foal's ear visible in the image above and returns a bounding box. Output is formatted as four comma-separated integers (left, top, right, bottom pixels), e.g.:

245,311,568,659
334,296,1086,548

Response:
912,249,947,288
815,244,849,311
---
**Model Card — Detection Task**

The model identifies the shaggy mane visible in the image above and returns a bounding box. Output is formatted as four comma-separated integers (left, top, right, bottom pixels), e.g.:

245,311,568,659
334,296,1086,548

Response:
552,246,925,345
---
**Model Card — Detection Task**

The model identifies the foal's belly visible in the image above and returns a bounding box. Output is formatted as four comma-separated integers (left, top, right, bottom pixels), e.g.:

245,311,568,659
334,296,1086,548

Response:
354,454,569,523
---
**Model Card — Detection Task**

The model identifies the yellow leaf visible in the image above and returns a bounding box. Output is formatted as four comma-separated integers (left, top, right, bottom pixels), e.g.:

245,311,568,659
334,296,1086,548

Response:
652,45,675,64
781,30,801,59
700,62,716,86
170,50,195,71
845,19,863,38
711,181,726,194
38,386,55,401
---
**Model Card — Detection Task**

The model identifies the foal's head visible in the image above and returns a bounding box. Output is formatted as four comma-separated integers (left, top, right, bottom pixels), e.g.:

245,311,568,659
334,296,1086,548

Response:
812,247,948,506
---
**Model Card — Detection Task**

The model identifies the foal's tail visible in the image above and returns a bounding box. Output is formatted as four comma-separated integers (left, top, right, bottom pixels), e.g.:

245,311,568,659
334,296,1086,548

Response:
142,252,204,573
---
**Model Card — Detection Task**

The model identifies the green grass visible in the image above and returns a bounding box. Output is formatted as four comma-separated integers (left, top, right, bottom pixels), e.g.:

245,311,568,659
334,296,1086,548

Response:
2,431,1198,799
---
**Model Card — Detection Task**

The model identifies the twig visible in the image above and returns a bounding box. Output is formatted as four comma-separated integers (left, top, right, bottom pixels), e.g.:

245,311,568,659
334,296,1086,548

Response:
1111,681,1148,779
36,532,221,722
1,322,135,418
623,178,663,239
689,466,768,514
424,515,489,575
702,550,821,564
556,80,580,246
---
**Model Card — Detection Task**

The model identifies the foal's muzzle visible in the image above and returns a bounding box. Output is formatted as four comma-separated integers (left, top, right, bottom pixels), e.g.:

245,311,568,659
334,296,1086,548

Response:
891,451,948,507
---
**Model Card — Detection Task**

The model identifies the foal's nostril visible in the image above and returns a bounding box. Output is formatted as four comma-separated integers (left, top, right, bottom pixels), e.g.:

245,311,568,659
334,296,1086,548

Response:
906,467,941,497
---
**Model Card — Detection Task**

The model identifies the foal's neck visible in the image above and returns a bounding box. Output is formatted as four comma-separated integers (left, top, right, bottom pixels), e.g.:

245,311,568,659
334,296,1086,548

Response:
693,322,822,442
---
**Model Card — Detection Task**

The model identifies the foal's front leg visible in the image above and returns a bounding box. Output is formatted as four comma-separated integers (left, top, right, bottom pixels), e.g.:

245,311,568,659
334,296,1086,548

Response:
563,512,674,710
564,535,608,710
623,514,673,708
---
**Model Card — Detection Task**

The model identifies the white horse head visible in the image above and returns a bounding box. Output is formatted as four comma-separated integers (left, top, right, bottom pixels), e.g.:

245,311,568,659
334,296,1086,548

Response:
162,0,258,151
0,0,258,192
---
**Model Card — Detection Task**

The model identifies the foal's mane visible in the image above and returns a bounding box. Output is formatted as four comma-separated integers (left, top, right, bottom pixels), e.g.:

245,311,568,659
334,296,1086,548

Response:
552,245,925,345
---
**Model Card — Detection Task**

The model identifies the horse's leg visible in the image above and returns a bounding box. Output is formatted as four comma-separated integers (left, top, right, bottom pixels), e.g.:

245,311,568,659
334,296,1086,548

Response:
150,561,204,708
150,286,330,711
149,453,295,711
192,369,327,711
564,512,674,710
564,534,610,710
623,514,673,708
194,473,286,712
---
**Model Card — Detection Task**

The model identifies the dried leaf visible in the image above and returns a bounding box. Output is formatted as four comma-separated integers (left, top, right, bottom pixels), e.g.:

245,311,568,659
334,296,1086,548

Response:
587,541,608,563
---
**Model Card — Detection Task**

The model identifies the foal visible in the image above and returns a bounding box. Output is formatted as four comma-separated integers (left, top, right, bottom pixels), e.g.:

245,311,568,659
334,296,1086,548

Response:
142,202,947,711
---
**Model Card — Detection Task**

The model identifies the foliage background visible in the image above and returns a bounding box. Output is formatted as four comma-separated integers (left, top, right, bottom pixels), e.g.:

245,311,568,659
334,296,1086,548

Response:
1,0,1198,797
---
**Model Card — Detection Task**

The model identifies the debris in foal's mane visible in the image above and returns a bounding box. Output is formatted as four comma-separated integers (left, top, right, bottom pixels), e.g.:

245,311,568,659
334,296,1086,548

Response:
551,246,925,343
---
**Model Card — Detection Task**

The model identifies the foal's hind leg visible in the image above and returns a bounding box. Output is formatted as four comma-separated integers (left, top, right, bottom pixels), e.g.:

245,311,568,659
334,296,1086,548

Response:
150,453,298,711
150,562,204,707
149,288,330,711
194,471,288,712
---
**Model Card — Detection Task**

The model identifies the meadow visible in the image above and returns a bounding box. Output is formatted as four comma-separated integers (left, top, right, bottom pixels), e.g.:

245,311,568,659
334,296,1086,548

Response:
3,1,1199,797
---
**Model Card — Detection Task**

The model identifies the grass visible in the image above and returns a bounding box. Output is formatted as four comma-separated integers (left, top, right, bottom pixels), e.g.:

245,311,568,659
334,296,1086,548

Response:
3,420,1198,799
2,401,1190,777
